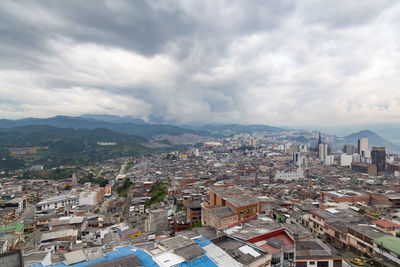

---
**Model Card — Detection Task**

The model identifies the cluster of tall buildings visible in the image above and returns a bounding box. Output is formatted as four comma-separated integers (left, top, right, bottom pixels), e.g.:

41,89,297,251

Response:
341,137,386,175
317,133,333,165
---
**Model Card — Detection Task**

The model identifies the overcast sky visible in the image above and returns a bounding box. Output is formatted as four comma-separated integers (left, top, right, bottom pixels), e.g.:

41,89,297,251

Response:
1,0,399,127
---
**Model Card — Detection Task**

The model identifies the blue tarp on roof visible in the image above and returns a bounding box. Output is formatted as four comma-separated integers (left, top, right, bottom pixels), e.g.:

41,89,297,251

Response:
192,236,212,247
175,255,218,267
28,246,158,267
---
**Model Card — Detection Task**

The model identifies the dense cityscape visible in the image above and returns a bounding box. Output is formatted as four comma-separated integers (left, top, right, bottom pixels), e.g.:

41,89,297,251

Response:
1,126,400,266
2,1,400,266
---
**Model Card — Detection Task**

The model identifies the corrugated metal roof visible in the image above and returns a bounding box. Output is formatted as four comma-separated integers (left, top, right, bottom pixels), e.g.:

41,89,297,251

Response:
373,235,400,256
64,250,87,265
175,255,219,267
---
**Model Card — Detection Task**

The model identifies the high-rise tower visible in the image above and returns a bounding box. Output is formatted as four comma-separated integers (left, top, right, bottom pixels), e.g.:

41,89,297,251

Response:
371,146,386,173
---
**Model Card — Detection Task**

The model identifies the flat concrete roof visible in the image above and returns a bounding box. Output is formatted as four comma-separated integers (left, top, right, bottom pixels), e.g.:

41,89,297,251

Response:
213,235,267,266
208,206,236,218
226,218,282,241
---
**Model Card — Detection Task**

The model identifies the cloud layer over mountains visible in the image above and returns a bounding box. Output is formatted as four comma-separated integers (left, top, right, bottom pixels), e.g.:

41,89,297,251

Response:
1,0,400,127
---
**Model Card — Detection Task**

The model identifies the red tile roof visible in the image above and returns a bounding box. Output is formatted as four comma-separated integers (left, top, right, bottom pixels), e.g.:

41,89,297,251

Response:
373,220,400,228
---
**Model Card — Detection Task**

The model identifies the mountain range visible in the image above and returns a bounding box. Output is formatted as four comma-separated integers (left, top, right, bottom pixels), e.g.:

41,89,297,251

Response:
0,115,288,170
0,115,286,138
1,115,399,171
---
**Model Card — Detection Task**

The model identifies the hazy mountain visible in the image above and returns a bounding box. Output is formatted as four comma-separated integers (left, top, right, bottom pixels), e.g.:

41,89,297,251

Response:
316,124,400,145
200,124,286,136
0,116,210,138
337,130,400,153
80,114,146,124
0,116,288,138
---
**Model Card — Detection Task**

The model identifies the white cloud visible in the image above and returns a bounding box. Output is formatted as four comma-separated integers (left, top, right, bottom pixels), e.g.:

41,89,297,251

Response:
0,0,400,127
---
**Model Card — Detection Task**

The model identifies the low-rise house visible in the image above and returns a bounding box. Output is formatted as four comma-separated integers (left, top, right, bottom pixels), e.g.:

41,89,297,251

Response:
347,224,387,255
296,238,346,267
373,220,400,236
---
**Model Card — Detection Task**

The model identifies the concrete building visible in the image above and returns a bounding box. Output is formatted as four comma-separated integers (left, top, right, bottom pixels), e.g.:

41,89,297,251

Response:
319,143,328,163
352,153,361,163
202,205,237,229
289,144,297,154
145,209,168,234
185,200,202,223
340,153,353,167
371,146,386,173
36,195,79,211
4,197,27,214
79,191,97,206
324,155,335,166
207,185,259,221
358,137,370,159
344,144,355,155
351,162,377,176
347,224,386,256
373,220,400,236
275,168,304,180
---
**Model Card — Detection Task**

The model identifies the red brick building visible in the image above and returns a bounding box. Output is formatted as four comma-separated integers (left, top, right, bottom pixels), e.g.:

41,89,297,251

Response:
202,185,259,227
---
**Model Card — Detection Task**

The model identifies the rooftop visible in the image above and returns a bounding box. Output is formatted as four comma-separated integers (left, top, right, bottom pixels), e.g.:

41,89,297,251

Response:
226,218,282,241
373,220,400,228
36,194,78,206
213,235,268,266
208,206,236,218
348,224,387,240
373,235,400,256
40,229,78,242
296,239,341,259
224,194,258,207
158,236,194,251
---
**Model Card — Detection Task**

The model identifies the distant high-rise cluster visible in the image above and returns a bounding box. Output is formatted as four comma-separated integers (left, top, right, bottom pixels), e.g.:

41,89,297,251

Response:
340,137,387,175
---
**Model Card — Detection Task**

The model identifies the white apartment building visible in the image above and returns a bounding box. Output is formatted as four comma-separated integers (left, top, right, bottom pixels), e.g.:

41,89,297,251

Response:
36,195,79,211
275,168,304,180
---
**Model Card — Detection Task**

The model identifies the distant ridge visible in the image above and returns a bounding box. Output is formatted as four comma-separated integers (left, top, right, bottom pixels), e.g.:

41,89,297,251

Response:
338,129,400,153
0,116,210,138
0,116,286,138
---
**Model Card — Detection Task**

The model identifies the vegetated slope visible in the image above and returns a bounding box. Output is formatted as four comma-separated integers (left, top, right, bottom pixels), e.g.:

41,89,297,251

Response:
0,125,149,170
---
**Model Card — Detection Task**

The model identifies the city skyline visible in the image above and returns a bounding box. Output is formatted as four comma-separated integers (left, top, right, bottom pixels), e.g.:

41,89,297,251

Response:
1,0,400,128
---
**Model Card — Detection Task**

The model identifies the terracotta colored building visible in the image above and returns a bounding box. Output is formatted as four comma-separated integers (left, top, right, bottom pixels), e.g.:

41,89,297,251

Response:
202,185,259,228
209,185,259,220
202,205,238,229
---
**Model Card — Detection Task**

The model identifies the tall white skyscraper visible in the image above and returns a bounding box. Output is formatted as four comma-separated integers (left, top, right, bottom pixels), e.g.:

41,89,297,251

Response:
319,143,328,162
358,138,369,158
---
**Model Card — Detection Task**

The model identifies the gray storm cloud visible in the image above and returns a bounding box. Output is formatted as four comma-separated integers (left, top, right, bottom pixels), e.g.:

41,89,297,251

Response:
0,0,399,127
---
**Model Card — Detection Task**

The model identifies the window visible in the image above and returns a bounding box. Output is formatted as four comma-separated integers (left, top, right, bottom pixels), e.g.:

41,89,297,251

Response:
310,262,315,265
317,261,329,267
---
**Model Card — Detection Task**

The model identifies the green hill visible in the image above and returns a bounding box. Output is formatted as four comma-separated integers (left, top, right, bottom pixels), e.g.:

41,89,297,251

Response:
0,125,149,170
